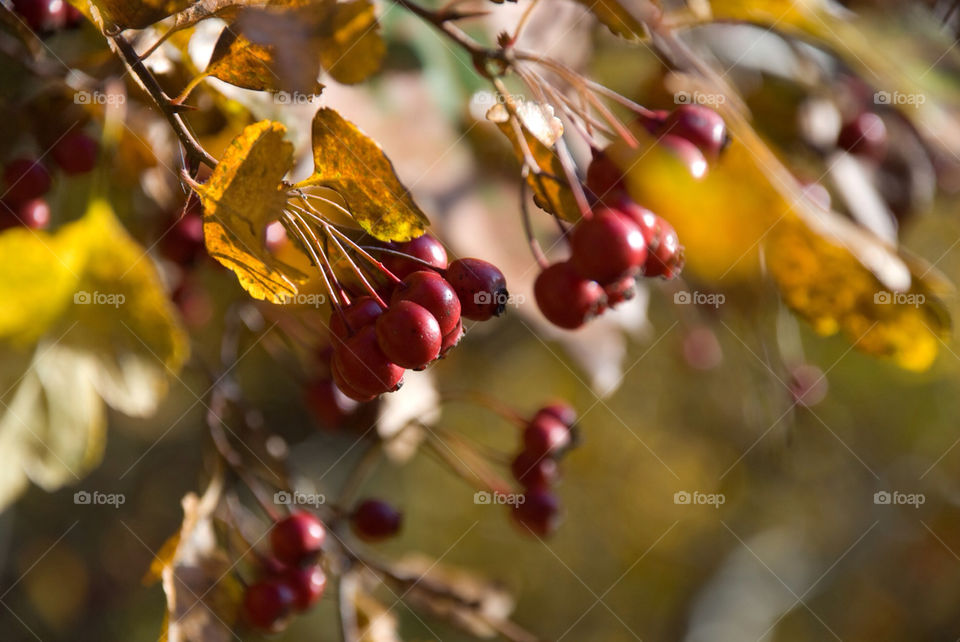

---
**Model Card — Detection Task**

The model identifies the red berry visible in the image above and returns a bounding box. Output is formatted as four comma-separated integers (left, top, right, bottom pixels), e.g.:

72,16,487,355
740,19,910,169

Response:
661,105,728,159
837,112,887,160
616,199,659,244
511,450,558,489
12,0,67,33
331,362,378,403
445,258,508,321
329,296,385,342
523,413,571,457
375,300,442,369
3,158,50,205
280,564,327,611
243,578,295,631
602,274,636,308
351,499,402,541
51,131,98,175
16,197,51,229
534,261,604,330
570,208,646,284
512,488,561,537
65,4,83,27
304,378,357,427
585,148,625,203
643,217,683,279
160,212,205,266
536,403,577,428
636,109,669,134
332,326,404,397
392,270,461,336
270,512,326,565
440,318,464,356
381,233,447,279
658,134,708,179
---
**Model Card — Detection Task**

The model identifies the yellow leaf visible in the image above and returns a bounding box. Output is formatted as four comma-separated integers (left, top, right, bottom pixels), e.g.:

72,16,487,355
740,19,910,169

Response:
90,0,192,29
573,0,647,39
298,108,429,241
195,120,309,302
318,0,386,85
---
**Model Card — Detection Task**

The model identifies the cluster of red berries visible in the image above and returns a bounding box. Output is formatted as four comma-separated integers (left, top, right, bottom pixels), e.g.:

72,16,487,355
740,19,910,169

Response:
10,0,84,35
509,402,577,537
1,131,99,231
329,233,507,401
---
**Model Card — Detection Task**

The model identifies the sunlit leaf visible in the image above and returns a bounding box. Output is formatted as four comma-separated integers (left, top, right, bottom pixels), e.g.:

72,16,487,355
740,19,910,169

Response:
573,0,647,39
318,0,385,84
89,0,193,29
194,120,309,303
297,107,429,242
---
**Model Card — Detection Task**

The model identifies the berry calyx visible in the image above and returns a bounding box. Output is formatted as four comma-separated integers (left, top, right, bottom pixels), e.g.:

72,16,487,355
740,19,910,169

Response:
351,499,403,541
837,112,887,161
392,270,461,336
270,512,326,565
51,131,99,175
332,326,404,397
661,105,728,159
511,450,558,489
534,261,604,330
243,578,295,631
329,296,385,342
3,158,51,205
280,564,327,611
445,258,508,321
570,207,646,284
375,300,442,369
603,275,637,308
380,233,448,279
523,413,572,457
512,488,561,537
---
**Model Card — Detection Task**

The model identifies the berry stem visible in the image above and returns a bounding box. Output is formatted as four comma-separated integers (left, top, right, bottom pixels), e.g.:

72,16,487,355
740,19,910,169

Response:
439,390,527,426
322,222,403,286
519,168,551,269
282,212,352,332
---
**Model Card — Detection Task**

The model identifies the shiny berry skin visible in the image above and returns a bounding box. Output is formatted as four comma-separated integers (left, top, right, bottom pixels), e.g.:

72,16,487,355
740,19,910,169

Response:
281,564,327,611
331,362,378,403
351,499,403,541
375,300,442,369
51,131,98,175
392,270,461,336
837,112,887,161
243,578,295,631
332,326,404,397
603,275,636,308
12,0,67,33
304,378,357,427
511,450,558,489
616,199,659,244
643,217,683,279
585,148,625,203
523,413,571,457
570,208,646,284
534,261,604,330
440,319,464,355
3,158,50,205
658,134,708,180
536,403,577,429
160,212,205,266
329,296,385,342
16,197,51,229
445,258,508,321
270,512,326,565
661,105,728,159
381,233,448,279
512,488,561,537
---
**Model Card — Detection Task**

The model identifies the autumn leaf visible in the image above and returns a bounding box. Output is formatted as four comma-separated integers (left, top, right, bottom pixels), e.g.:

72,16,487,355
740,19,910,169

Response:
296,107,429,242
573,0,647,39
89,0,193,29
194,120,309,303
318,0,385,85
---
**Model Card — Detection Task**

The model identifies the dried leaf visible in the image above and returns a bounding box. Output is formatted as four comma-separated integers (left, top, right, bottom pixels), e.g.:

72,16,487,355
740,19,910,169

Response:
296,107,429,242
572,0,647,39
318,0,385,84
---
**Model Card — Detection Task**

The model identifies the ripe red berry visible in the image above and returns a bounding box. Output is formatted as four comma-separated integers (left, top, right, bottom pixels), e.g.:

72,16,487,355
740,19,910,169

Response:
3,158,50,205
332,326,404,397
270,512,326,565
511,450,558,489
16,197,51,229
160,212,205,266
303,378,357,427
837,112,887,160
616,199,659,244
658,134,708,180
523,413,571,457
512,488,561,537
636,109,669,134
534,261,604,330
331,362,378,403
329,296,385,342
351,499,402,541
535,403,577,429
12,0,67,33
440,319,464,356
445,258,508,321
585,148,625,203
280,564,327,611
661,105,728,159
602,274,636,308
570,208,646,284
381,233,447,279
243,578,295,631
375,300,442,369
51,131,98,175
643,217,683,279
65,4,83,27
392,270,461,336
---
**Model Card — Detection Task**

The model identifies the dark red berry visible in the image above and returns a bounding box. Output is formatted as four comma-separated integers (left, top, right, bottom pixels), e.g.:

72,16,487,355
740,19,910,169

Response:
636,109,669,134
16,197,50,229
523,413,571,457
392,270,461,336
511,450,558,489
65,4,83,27
160,212,205,266
280,564,327,611
243,578,295,631
332,326,404,397
3,158,51,205
661,105,728,159
603,274,636,307
536,403,577,428
440,319,464,356
643,217,683,279
331,361,378,403
329,296,385,342
585,148,625,203
351,499,402,541
616,199,659,244
375,300,442,369
381,233,447,279
512,488,561,537
570,208,646,284
304,378,357,427
12,0,67,33
445,258,508,321
534,261,604,330
270,512,326,565
658,134,708,179
837,112,887,161
51,131,98,175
